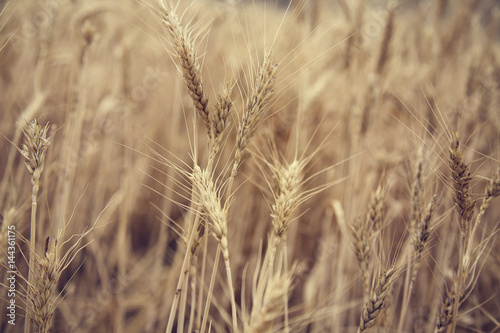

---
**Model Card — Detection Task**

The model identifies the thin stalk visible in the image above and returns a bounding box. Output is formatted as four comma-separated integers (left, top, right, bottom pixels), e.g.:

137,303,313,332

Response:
196,223,209,331
221,240,238,332
450,237,465,333
178,272,190,333
187,259,197,333
201,246,221,333
283,236,290,333
24,179,39,333
165,212,202,333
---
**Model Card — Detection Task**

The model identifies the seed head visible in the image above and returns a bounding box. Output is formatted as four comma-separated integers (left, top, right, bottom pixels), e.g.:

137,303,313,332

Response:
21,119,51,182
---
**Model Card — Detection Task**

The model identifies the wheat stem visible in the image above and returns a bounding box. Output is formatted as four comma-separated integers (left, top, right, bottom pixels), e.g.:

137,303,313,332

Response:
200,246,221,333
20,119,51,333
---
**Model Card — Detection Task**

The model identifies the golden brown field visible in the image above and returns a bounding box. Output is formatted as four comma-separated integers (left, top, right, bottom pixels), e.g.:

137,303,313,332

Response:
1,0,500,332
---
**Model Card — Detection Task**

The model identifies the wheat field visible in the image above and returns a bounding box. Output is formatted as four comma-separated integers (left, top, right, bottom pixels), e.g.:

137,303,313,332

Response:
1,0,500,332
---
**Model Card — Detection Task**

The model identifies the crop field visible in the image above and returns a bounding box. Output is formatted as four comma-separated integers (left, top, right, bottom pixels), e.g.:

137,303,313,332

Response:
0,0,500,332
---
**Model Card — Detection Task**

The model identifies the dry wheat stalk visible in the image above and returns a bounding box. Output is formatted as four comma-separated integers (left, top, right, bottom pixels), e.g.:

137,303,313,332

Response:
435,293,454,333
264,150,336,273
23,220,95,333
445,132,474,333
474,167,500,229
409,150,438,264
351,185,384,298
265,157,304,332
245,264,294,333
223,52,278,203
153,2,215,330
443,132,495,333
413,195,437,263
448,132,475,236
358,267,396,332
398,148,437,332
28,241,58,333
270,160,304,239
158,1,211,138
230,53,277,181
192,165,238,331
350,218,372,299
459,167,500,304
486,170,500,201
20,119,51,333
21,119,51,194
375,9,394,75
192,165,228,250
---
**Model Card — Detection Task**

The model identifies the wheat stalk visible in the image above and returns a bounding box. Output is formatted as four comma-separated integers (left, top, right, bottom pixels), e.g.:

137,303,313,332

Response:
192,165,238,332
20,119,51,333
21,216,96,333
399,149,428,332
442,131,487,333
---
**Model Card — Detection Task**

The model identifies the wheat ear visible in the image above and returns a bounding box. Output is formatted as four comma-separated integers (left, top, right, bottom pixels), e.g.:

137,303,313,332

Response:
226,53,278,197
158,1,211,139
210,85,233,160
448,132,475,237
410,151,437,280
269,159,304,259
24,220,95,333
358,267,397,333
473,167,500,230
245,263,295,333
29,239,58,333
351,185,384,299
